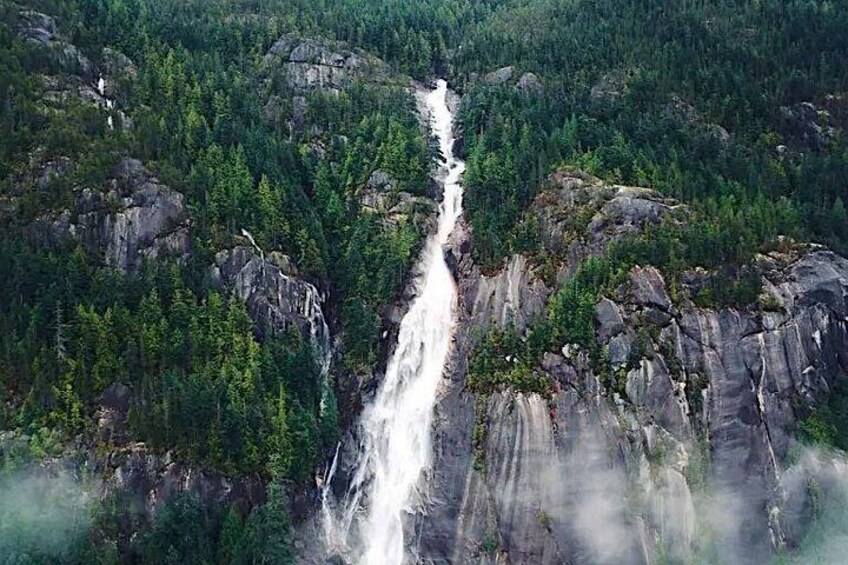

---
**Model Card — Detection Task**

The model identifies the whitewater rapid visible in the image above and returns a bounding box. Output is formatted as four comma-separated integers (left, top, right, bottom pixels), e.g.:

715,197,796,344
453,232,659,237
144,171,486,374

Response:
322,79,464,564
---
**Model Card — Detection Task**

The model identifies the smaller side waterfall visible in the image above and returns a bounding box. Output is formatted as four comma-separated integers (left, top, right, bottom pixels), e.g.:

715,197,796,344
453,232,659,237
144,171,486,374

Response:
97,76,115,130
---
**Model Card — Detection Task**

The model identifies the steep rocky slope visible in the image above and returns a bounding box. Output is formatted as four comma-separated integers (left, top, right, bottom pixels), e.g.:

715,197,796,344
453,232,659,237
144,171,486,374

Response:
410,171,848,564
3,9,440,550
26,158,191,272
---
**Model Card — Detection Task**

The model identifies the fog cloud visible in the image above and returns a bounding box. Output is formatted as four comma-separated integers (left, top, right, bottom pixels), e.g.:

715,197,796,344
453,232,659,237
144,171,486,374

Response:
488,393,848,564
0,470,93,561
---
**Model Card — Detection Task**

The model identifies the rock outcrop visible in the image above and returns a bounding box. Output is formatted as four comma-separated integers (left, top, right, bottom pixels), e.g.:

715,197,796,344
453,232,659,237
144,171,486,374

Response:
260,34,410,145
516,72,543,94
14,8,130,129
262,35,392,94
17,9,92,76
526,170,682,263
409,171,848,564
484,66,515,85
26,158,190,272
780,96,848,153
260,32,401,137
95,382,264,533
212,246,332,359
0,387,264,557
478,67,543,94
357,169,437,232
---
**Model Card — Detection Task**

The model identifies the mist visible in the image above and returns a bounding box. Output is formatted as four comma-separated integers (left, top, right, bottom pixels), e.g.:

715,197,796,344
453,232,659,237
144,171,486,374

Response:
778,448,848,564
487,393,848,565
0,469,93,562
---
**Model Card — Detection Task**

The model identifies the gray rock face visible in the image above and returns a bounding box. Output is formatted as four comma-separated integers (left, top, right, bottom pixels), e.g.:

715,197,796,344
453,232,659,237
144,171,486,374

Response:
414,244,848,564
406,169,848,564
517,72,543,93
665,95,731,144
17,10,57,43
91,385,263,526
212,246,330,350
629,266,672,310
366,170,395,192
467,254,550,334
105,443,264,522
99,47,137,99
101,47,137,79
527,171,680,265
780,99,846,152
38,73,108,108
2,398,263,556
484,66,515,85
26,158,190,272
17,10,92,76
357,171,437,233
595,297,625,341
360,170,397,210
16,10,130,125
263,35,390,93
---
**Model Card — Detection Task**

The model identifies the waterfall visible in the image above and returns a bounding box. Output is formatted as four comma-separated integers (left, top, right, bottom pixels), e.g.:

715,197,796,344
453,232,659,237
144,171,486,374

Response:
322,79,464,564
97,75,115,130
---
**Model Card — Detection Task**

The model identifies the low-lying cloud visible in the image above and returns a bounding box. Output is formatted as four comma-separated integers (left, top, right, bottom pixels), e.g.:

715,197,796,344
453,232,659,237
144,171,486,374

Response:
0,470,93,562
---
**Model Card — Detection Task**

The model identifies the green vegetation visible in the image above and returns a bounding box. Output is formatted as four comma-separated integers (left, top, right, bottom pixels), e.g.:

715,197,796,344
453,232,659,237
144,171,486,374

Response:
467,325,551,395
0,249,335,479
457,0,848,270
1,0,437,465
800,374,848,452
472,395,489,473
467,256,617,394
2,0,848,560
468,205,806,393
139,483,293,564
1,0,436,558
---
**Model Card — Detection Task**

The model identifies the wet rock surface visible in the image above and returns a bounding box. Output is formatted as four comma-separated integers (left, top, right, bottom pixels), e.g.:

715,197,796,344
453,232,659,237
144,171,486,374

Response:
212,245,330,347
409,171,848,564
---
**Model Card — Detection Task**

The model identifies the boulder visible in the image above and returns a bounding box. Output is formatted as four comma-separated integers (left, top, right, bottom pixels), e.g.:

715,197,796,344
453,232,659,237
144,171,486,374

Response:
484,66,515,85
517,72,543,93
629,266,672,311
596,297,625,341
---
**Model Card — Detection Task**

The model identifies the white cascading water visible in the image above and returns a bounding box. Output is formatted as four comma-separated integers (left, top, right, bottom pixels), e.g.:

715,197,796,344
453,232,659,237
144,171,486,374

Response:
97,76,115,130
322,79,464,564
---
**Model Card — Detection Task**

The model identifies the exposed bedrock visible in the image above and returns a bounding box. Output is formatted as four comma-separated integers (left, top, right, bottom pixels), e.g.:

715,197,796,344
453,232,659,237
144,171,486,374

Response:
26,158,190,273
412,171,848,564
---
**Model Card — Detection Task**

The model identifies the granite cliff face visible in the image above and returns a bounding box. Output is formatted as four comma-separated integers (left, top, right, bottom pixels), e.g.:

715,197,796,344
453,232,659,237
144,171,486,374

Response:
407,172,848,564
212,245,332,364
262,35,393,94
26,158,191,273
260,33,406,140
14,8,134,129
17,9,91,76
